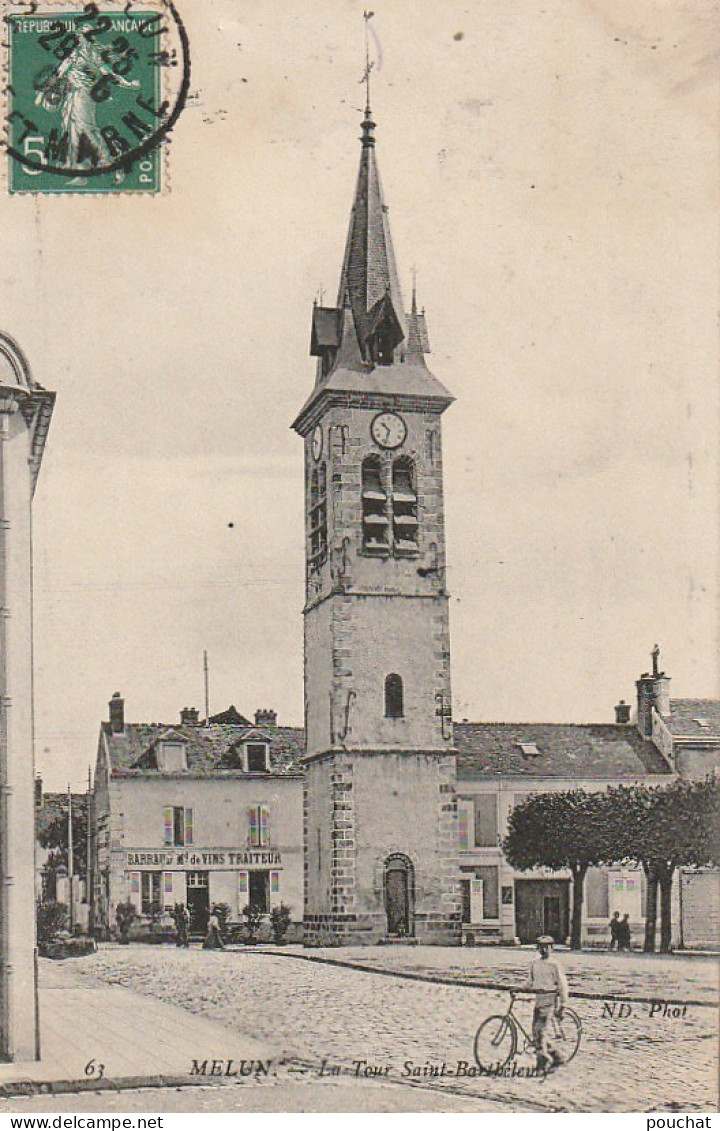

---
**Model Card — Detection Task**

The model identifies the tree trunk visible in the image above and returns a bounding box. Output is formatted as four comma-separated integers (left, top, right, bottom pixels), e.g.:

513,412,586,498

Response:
643,863,658,953
659,866,675,954
570,864,587,950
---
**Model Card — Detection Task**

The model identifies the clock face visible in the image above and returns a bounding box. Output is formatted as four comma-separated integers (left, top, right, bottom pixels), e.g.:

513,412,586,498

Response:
371,411,407,450
311,424,323,462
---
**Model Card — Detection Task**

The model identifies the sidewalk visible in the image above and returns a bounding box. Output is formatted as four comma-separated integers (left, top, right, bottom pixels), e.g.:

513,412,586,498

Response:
0,959,279,1096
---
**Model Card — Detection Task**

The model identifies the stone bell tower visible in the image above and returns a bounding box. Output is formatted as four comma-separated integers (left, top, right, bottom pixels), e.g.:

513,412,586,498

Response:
0,333,54,1059
292,99,460,946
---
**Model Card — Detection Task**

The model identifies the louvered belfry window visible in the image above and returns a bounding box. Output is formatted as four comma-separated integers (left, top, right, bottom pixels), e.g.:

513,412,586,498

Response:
392,457,418,551
362,455,388,551
309,463,328,567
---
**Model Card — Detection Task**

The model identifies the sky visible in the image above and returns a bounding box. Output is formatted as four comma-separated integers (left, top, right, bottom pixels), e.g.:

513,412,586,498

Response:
2,0,717,791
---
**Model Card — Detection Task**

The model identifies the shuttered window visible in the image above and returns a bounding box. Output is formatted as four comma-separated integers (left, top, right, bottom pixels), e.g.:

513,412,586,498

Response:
474,795,498,847
249,805,270,848
164,806,193,847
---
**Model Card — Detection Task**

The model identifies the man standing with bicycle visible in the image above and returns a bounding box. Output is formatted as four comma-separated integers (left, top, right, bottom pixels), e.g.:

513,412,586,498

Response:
524,935,570,1072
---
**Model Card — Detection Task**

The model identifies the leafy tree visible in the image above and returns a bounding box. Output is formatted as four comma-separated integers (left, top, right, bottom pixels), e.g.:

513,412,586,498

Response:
270,903,292,945
115,901,137,944
38,802,88,876
36,899,68,943
504,789,616,949
606,776,720,953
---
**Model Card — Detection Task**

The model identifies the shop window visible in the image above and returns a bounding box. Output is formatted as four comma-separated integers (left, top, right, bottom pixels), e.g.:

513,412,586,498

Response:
245,743,269,772
309,463,328,567
361,455,389,551
476,865,499,919
474,795,498,847
164,806,193,847
249,870,270,913
141,871,162,914
249,804,270,848
384,673,404,719
392,457,418,552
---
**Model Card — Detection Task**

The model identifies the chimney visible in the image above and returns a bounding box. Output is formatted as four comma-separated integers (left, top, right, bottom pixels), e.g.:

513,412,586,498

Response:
254,708,277,728
614,699,631,725
109,692,125,734
635,674,655,737
35,775,43,810
653,675,671,718
180,707,200,725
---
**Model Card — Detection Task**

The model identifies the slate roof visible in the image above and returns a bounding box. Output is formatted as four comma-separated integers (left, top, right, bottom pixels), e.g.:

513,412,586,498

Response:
454,722,671,779
101,716,677,781
102,722,304,777
664,699,720,739
336,110,407,355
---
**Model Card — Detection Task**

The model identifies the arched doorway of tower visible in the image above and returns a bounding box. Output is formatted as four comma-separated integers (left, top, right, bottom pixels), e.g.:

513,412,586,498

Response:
384,854,415,937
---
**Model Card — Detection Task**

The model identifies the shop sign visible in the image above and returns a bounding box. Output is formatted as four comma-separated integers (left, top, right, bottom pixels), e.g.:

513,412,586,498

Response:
125,849,282,870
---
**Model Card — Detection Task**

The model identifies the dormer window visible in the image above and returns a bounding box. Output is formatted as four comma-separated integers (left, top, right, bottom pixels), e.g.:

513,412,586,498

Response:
246,742,269,773
694,718,710,729
371,329,395,366
365,292,404,368
156,737,187,772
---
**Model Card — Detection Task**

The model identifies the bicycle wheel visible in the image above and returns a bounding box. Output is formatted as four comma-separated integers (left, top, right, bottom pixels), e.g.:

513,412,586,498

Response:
548,1008,582,1064
474,1015,517,1070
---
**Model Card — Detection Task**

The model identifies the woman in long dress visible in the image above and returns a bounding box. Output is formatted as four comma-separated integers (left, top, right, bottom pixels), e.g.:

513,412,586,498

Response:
36,34,139,167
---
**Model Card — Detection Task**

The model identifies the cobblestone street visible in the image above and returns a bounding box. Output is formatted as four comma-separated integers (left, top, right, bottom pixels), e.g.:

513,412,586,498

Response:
62,945,717,1113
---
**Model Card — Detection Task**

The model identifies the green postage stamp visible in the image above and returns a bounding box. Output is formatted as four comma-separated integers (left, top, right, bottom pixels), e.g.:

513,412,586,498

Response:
5,1,189,194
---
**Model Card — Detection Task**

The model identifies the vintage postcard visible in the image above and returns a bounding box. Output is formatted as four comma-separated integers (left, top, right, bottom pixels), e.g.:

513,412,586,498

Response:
0,0,716,1119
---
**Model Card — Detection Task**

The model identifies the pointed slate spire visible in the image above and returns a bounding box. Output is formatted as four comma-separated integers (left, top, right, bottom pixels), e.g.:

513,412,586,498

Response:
404,276,431,365
336,105,406,361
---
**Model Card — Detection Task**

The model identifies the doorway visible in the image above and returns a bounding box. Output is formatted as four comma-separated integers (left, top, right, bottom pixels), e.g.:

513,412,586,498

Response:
186,870,209,933
514,879,569,944
543,896,562,940
384,855,414,937
248,870,269,914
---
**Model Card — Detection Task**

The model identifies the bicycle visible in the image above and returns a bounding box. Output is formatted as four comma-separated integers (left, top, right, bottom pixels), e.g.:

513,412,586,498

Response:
474,991,582,1071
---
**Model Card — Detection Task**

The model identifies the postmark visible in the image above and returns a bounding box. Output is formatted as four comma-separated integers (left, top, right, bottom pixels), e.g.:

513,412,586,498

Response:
4,0,189,193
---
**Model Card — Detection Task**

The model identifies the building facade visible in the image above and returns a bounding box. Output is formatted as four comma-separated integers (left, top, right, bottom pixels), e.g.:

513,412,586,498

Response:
292,100,460,945
0,333,54,1061
92,696,304,937
454,720,673,946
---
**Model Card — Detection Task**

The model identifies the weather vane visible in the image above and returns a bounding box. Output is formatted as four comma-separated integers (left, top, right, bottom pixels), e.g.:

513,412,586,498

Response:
360,10,375,112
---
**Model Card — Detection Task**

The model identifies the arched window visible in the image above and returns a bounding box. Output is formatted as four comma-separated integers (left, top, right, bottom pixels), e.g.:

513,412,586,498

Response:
384,673,404,718
361,455,388,551
309,462,327,566
392,457,418,551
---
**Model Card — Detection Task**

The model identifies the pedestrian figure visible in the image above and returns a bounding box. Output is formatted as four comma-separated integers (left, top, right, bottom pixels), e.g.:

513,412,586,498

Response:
172,902,190,948
608,911,621,951
203,907,225,950
523,935,569,1073
618,914,632,952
